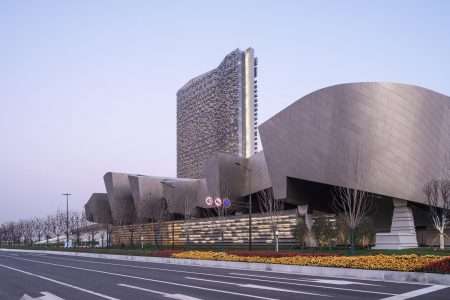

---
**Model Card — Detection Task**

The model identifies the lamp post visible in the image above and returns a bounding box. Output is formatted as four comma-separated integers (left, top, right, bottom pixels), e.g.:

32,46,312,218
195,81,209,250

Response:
235,162,252,251
62,193,71,246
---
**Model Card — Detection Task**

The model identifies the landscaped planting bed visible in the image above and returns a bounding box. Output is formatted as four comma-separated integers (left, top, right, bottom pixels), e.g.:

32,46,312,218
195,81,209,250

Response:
172,250,450,274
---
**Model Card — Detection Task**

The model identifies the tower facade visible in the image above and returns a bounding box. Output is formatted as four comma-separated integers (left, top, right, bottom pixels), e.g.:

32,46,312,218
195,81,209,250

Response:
177,48,258,179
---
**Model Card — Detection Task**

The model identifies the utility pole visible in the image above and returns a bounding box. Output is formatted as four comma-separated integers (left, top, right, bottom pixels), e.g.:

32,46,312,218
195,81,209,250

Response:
235,162,252,251
62,193,71,245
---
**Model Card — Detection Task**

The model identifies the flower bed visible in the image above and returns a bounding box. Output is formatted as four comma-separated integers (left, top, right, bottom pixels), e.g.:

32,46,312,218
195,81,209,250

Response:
171,251,450,273
418,256,450,274
227,250,340,258
149,249,183,257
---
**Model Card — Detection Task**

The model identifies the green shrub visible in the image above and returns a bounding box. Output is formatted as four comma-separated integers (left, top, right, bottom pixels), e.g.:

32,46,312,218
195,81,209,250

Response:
294,217,308,248
312,215,337,248
355,217,375,248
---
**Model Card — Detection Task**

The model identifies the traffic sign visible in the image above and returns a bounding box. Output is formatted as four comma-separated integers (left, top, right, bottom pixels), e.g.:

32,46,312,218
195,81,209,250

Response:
223,198,231,208
205,196,213,207
214,197,222,207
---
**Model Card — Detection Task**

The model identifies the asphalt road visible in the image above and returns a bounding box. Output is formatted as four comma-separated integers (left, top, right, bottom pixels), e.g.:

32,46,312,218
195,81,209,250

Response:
0,251,448,300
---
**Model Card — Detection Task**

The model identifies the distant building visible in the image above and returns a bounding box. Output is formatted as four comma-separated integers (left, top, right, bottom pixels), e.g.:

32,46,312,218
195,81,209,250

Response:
176,48,258,179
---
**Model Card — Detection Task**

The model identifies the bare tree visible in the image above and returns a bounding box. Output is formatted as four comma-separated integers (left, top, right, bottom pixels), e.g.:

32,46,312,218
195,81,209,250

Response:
22,220,34,246
332,148,373,254
49,211,65,246
4,222,13,247
70,211,87,247
106,223,113,248
127,224,137,247
153,198,169,248
424,179,450,249
256,188,283,252
43,216,52,246
0,224,6,247
87,224,98,248
15,222,23,246
32,217,44,243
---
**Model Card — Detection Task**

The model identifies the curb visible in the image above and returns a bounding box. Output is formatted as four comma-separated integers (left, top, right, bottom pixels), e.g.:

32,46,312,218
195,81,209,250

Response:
1,248,449,286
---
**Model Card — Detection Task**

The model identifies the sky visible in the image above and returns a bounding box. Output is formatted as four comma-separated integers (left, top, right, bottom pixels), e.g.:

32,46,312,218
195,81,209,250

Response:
1,1,449,223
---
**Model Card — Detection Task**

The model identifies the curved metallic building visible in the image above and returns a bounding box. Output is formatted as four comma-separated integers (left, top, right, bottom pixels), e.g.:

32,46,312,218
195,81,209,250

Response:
259,82,450,206
104,172,136,225
85,193,112,224
128,175,165,223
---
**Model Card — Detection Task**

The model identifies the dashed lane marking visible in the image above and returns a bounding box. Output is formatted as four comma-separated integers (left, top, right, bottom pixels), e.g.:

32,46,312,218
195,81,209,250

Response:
0,263,119,300
185,276,330,297
229,272,379,286
118,283,204,300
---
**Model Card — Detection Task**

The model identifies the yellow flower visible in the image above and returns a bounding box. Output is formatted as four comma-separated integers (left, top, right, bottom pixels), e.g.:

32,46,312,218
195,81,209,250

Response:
171,251,447,272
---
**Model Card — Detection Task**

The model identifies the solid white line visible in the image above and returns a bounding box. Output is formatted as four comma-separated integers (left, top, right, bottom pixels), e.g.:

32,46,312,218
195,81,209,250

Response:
0,255,397,296
118,283,204,300
2,256,278,300
380,285,448,300
230,272,379,286
185,276,329,297
0,263,119,300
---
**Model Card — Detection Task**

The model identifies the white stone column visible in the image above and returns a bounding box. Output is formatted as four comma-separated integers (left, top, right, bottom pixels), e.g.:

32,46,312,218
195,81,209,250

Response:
373,199,418,249
297,205,316,247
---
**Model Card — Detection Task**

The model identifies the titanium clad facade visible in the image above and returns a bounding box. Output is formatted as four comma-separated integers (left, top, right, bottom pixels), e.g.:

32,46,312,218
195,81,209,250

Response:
85,193,113,224
177,48,258,179
259,82,450,206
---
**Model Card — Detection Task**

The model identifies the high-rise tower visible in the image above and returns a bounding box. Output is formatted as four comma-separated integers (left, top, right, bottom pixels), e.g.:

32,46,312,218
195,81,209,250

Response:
177,48,258,179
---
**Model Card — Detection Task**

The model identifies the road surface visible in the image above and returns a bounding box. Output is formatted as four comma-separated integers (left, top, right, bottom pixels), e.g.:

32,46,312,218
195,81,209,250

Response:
0,250,447,300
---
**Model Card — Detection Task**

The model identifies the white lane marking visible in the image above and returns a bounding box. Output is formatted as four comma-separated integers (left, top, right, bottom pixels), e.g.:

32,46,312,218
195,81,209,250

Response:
118,283,204,300
380,285,448,300
0,250,431,286
185,277,329,297
230,272,379,286
2,255,396,296
0,263,119,300
2,256,278,300
21,291,64,299
217,273,396,296
311,279,377,286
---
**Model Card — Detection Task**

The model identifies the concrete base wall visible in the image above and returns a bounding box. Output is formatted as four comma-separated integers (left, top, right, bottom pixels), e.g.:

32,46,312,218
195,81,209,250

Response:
374,199,418,249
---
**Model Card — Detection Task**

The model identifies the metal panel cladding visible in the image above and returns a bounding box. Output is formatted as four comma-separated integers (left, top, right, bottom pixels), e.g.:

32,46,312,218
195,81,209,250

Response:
177,48,257,179
259,82,450,205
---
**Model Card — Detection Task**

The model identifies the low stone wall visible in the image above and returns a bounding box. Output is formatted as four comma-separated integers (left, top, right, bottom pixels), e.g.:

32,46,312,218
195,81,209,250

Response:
112,210,298,247
112,211,448,248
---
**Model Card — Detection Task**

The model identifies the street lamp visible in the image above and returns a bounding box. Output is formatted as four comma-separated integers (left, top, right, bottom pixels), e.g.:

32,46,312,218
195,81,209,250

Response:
235,162,253,251
62,193,71,246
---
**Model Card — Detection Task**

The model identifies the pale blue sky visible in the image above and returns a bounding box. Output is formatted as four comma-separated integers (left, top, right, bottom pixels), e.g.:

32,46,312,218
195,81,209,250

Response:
1,1,449,222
